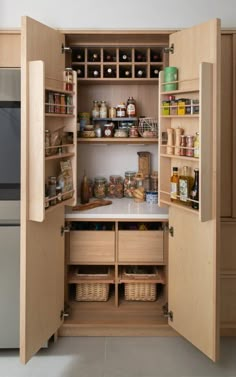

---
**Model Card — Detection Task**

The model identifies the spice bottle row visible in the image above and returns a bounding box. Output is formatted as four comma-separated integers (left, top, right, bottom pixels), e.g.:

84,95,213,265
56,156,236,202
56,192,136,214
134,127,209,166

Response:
91,96,137,118
162,96,199,116
170,166,199,209
45,130,73,157
45,160,74,208
163,127,199,158
80,171,159,204
45,90,73,115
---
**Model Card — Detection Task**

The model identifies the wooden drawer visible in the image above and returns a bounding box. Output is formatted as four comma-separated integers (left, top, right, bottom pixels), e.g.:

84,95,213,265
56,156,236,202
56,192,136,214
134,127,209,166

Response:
69,231,115,263
220,275,236,324
118,230,164,263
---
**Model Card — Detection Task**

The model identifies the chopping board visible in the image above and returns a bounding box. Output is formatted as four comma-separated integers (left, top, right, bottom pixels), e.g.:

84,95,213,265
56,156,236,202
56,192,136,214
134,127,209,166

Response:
73,199,112,211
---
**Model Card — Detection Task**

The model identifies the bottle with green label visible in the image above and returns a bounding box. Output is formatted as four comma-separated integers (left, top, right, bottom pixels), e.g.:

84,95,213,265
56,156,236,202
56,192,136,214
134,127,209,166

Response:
179,166,193,205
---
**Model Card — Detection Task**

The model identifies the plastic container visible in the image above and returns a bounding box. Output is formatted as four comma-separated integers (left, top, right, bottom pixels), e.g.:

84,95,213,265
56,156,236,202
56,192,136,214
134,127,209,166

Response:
163,67,178,91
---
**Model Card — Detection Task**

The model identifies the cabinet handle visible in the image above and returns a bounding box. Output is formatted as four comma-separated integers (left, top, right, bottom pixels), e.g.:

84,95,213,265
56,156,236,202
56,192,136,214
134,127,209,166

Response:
61,44,72,54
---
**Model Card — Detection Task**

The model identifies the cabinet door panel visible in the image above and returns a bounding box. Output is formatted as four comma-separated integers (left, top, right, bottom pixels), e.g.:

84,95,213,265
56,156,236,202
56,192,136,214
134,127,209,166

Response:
167,19,220,361
20,16,66,364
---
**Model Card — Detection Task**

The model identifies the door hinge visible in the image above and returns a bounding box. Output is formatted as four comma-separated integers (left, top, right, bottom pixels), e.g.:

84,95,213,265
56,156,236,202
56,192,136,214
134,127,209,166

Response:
162,304,173,321
61,224,71,236
60,310,69,321
61,43,72,54
164,43,174,54
169,226,174,237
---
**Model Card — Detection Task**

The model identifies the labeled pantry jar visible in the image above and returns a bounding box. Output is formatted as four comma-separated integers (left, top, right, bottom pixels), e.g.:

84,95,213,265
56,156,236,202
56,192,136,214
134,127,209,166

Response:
107,175,124,198
94,176,107,199
124,171,136,198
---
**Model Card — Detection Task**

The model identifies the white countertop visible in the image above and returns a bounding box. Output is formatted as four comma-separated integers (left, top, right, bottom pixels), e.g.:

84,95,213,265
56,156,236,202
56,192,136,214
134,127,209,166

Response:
65,198,169,220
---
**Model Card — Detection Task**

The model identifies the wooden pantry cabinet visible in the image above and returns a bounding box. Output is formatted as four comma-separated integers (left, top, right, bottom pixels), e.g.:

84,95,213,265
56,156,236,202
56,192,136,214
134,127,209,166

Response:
20,16,220,364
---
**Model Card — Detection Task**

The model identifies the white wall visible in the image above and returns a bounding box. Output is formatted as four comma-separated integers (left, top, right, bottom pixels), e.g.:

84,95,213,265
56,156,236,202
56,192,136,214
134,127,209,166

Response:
1,0,236,29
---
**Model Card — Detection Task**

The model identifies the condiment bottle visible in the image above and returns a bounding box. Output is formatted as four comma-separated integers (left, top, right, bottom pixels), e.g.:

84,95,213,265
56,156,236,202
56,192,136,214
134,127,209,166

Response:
190,168,199,209
185,135,194,157
92,100,100,118
170,167,179,201
126,97,136,117
194,132,200,158
99,101,107,118
179,166,193,204
80,171,90,204
64,68,73,91
180,135,186,156
174,127,184,155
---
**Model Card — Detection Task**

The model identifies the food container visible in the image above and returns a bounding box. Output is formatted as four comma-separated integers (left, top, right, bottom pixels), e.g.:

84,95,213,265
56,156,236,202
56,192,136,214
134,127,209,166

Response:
124,171,136,198
94,176,107,198
79,112,90,131
107,175,124,198
146,191,158,204
163,66,178,91
103,123,114,137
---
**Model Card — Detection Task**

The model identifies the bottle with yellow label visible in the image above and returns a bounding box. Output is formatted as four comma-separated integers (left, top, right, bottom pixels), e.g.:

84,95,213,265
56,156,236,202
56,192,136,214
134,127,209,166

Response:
170,167,179,202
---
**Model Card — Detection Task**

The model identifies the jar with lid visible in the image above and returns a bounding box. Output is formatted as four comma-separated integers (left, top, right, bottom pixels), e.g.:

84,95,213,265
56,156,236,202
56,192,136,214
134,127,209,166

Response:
104,123,114,137
124,171,136,198
48,176,57,206
99,101,107,118
129,124,139,138
64,68,73,91
60,94,66,114
194,132,199,158
107,175,124,198
134,172,144,189
45,129,51,156
126,97,136,117
185,135,194,157
92,100,100,118
180,135,186,156
94,176,107,199
116,103,126,118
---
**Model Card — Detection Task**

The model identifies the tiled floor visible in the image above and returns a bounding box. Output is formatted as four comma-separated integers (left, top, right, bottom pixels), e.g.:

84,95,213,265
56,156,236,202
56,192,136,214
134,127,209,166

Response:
0,337,236,377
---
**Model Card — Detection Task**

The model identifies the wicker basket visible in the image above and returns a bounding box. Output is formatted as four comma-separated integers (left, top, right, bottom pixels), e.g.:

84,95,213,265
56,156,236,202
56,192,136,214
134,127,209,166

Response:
123,266,157,301
76,282,109,301
75,266,110,302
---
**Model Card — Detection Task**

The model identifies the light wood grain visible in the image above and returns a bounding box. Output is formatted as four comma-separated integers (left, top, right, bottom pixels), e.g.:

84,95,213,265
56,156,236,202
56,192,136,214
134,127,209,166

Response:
0,34,20,67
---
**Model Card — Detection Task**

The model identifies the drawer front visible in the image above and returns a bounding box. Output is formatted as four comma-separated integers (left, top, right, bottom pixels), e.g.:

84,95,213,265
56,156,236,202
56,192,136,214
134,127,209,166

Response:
220,276,236,324
118,230,163,263
221,222,236,272
70,231,115,263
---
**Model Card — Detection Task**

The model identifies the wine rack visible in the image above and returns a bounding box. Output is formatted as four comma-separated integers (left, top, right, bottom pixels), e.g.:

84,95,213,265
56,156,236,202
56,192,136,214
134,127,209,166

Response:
70,46,167,81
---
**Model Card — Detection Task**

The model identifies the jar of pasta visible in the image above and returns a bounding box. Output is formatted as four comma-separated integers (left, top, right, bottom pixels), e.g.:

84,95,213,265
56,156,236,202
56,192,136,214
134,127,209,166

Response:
94,176,107,199
124,171,136,198
107,175,124,198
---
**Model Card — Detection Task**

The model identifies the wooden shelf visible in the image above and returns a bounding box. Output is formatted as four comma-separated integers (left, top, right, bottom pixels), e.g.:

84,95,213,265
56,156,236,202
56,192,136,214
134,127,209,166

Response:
77,137,158,144
160,114,199,119
45,113,75,118
68,269,115,284
119,269,165,284
45,152,75,161
160,153,199,162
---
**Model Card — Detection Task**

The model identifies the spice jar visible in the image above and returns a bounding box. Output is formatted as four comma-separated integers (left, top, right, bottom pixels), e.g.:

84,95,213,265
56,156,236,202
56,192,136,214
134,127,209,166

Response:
116,103,126,117
92,100,100,118
124,171,136,198
64,68,73,91
54,93,61,113
109,107,117,118
129,125,139,138
180,135,186,156
107,175,124,198
45,129,51,156
99,101,107,118
103,123,114,137
60,94,66,114
94,176,107,198
194,132,199,158
48,176,57,206
186,135,194,157
126,96,136,117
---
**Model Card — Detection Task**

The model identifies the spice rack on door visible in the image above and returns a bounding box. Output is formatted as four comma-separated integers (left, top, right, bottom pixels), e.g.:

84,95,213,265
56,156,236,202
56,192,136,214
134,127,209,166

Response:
158,62,213,222
28,60,77,222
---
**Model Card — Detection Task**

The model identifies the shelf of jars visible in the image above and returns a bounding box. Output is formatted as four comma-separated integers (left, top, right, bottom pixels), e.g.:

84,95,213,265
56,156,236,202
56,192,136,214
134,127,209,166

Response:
28,60,77,222
70,46,166,81
77,137,159,144
158,62,213,222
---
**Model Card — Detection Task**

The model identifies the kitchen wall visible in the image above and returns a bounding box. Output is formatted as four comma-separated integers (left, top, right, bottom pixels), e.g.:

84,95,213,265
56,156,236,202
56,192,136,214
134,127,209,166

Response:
1,0,236,29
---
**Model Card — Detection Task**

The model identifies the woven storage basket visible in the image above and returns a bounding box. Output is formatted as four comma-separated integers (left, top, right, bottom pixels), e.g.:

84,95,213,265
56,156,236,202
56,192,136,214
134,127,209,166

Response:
76,282,109,301
124,266,157,301
75,266,110,302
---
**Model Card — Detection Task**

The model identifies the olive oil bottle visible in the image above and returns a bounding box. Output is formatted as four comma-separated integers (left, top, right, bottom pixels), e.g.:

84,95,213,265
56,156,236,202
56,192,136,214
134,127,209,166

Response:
179,166,193,205
170,166,179,202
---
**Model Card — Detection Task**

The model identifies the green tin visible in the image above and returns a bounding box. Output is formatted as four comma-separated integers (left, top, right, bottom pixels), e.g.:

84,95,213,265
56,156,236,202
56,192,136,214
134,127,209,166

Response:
164,66,178,91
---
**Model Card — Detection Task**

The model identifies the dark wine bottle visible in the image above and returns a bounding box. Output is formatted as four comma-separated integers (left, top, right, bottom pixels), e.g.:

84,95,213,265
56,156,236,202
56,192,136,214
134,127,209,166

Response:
80,171,90,204
190,168,199,209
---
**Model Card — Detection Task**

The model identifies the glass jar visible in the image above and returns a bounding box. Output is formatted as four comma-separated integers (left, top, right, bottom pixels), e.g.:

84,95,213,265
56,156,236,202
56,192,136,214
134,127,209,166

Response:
116,103,126,118
64,68,73,91
60,94,66,114
104,123,114,137
92,100,100,118
194,132,199,158
126,96,136,117
107,175,124,198
180,135,186,156
186,135,194,157
124,171,136,198
54,93,61,113
134,172,144,189
94,176,107,198
129,125,139,138
99,101,107,118
143,175,150,191
48,176,57,206
45,129,51,156
150,172,158,191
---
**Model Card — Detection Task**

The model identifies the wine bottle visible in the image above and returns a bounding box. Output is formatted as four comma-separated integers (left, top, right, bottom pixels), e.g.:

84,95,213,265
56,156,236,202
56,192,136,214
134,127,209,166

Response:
104,67,115,77
120,53,128,62
125,69,131,77
190,168,199,209
137,69,144,78
80,171,90,204
92,69,99,77
76,54,82,61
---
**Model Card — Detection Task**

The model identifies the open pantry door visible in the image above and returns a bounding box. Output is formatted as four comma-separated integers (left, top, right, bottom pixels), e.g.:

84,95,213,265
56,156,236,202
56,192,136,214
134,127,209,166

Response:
164,19,221,361
20,16,66,364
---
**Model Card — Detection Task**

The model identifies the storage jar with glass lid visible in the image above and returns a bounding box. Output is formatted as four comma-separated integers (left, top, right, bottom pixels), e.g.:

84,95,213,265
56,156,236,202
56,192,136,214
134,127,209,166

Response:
94,176,107,198
124,171,136,198
107,175,124,198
